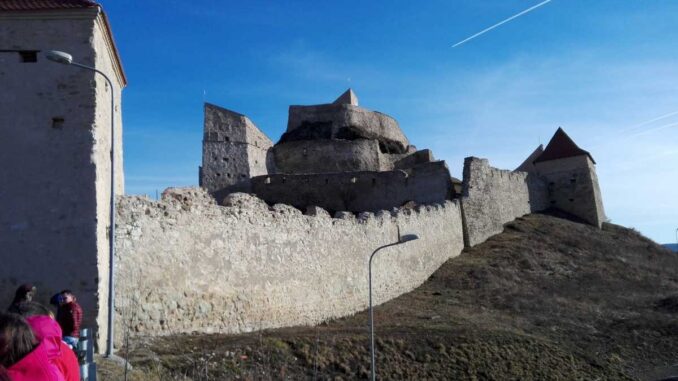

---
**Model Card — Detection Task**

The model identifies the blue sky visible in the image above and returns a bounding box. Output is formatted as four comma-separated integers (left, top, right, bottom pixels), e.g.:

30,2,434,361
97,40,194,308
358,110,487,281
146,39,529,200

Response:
101,0,678,244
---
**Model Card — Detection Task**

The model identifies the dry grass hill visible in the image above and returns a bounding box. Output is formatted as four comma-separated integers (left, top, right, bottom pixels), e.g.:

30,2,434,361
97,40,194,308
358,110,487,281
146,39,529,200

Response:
101,212,678,380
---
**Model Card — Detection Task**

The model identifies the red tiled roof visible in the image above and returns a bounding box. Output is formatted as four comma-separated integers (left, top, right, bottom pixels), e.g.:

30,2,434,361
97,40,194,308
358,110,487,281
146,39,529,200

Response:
534,127,595,164
0,0,98,11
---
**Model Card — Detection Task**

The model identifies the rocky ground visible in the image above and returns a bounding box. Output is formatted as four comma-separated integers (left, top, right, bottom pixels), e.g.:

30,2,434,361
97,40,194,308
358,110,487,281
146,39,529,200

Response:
99,213,678,380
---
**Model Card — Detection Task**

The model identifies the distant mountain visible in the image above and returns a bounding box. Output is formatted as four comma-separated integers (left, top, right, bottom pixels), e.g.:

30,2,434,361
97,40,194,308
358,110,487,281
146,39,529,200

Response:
664,244,678,252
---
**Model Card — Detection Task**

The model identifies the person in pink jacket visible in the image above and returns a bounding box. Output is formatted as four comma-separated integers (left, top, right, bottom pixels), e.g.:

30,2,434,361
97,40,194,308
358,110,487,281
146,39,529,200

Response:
0,313,64,381
17,303,79,381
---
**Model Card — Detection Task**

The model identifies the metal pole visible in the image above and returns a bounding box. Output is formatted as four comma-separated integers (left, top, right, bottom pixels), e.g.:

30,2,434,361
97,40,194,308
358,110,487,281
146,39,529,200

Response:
71,62,117,357
368,241,400,381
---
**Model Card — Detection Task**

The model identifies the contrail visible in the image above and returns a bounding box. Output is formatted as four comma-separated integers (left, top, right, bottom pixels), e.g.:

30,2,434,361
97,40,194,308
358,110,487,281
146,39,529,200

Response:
621,109,678,134
627,121,678,138
452,0,553,48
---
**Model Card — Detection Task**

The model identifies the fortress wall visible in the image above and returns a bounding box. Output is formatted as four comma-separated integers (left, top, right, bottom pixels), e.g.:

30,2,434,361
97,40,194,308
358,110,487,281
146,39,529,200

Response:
114,188,464,344
272,139,381,174
250,161,453,213
461,157,547,247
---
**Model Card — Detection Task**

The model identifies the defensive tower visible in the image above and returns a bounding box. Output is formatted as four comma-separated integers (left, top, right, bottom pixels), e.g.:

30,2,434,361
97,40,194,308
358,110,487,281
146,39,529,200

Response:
0,0,126,350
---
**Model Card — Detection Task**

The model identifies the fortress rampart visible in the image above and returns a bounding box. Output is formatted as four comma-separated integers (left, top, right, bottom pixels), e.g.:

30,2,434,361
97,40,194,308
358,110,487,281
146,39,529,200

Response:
460,157,549,247
114,189,464,342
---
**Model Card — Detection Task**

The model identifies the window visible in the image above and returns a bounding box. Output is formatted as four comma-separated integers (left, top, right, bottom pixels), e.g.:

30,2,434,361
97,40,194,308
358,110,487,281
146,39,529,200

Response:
19,51,37,63
52,117,64,129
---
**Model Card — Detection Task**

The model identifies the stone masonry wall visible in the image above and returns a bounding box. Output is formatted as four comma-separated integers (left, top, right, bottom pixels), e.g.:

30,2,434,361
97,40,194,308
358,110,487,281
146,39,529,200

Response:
250,161,453,213
460,157,548,247
0,10,123,351
534,155,606,227
201,103,272,195
114,188,464,344
272,139,382,174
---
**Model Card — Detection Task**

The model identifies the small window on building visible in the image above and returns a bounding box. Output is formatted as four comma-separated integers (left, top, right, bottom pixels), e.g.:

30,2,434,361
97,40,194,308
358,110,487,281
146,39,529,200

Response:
19,51,38,63
222,157,229,162
51,117,64,129
225,136,230,142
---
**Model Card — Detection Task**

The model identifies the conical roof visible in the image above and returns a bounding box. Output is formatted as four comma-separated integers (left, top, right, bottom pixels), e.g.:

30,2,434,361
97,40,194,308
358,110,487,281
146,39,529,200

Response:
534,128,595,164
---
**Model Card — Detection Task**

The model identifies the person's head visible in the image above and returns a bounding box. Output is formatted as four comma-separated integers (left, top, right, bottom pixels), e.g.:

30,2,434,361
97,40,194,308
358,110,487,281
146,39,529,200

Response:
0,313,37,367
14,302,52,319
49,293,64,308
60,290,75,304
11,284,35,304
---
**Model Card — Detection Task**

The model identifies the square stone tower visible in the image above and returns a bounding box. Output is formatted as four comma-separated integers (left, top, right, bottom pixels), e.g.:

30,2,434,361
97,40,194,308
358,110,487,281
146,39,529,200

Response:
0,0,126,351
533,128,606,227
200,103,272,198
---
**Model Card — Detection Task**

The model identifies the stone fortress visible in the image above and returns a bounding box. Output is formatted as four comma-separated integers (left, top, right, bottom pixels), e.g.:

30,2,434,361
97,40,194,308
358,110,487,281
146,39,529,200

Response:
200,89,458,213
1,0,605,352
112,90,606,342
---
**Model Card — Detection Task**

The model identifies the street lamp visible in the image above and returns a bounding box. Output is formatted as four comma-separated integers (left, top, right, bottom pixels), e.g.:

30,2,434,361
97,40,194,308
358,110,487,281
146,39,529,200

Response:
368,230,419,381
46,50,117,357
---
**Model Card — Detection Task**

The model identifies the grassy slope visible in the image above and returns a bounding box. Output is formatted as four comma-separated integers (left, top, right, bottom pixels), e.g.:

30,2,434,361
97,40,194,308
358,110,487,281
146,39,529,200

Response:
103,213,678,380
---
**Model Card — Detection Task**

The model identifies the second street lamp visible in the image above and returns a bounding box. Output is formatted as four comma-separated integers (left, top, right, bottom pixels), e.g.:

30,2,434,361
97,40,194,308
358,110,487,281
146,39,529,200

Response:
368,231,419,381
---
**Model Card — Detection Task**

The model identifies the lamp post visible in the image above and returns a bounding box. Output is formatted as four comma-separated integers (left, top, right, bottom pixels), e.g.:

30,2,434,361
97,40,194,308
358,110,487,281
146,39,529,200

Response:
46,50,117,357
368,231,419,381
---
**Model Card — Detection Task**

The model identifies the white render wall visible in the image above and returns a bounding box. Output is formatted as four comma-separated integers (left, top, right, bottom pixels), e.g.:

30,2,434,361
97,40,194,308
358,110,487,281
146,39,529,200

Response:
114,188,464,344
0,9,123,351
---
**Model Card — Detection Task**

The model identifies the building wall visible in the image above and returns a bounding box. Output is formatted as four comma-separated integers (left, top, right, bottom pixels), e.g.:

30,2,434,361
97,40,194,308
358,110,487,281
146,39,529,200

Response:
284,104,410,154
534,155,606,227
251,161,453,213
272,139,382,174
201,104,272,194
114,188,464,343
0,9,123,350
460,157,549,247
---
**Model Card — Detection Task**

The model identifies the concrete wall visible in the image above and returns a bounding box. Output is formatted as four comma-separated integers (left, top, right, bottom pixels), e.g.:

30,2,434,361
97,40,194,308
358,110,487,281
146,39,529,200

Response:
460,157,548,247
534,155,606,227
200,103,272,195
250,161,453,213
0,9,124,350
114,188,464,342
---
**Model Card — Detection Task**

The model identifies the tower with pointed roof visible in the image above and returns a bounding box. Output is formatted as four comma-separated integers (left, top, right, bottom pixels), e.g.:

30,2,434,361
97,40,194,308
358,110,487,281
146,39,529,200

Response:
0,0,126,351
530,128,606,227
